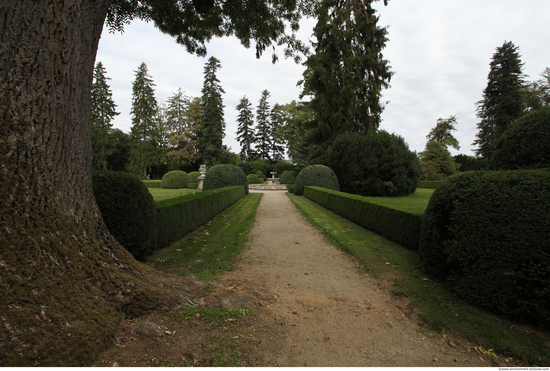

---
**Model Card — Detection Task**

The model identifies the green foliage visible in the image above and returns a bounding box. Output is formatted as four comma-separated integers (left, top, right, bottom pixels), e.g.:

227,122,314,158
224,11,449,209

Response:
246,174,261,184
299,0,392,164
454,154,487,172
304,186,422,250
155,186,246,250
419,140,458,181
329,131,421,197
203,164,249,194
426,116,460,151
419,170,550,327
255,89,272,160
255,170,266,181
143,179,162,188
293,165,339,196
92,170,157,260
188,182,198,189
417,180,442,189
187,171,201,184
274,160,295,176
491,107,550,170
474,41,526,159
161,170,189,189
235,96,256,160
279,170,297,184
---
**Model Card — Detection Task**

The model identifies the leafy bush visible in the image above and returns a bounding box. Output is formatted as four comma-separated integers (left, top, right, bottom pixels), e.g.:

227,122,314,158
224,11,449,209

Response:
491,107,550,170
203,164,249,194
274,160,296,176
161,170,189,189
419,170,550,326
293,165,339,196
188,182,198,189
305,186,422,250
418,180,442,189
280,170,297,184
328,131,421,197
247,174,261,184
187,171,201,184
255,171,266,182
142,179,162,188
92,170,157,260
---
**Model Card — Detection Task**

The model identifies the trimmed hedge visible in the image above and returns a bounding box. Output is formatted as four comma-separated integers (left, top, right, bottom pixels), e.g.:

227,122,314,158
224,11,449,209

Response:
417,180,443,189
188,182,198,189
142,179,162,188
280,170,297,185
93,170,157,260
294,165,340,196
304,186,422,251
187,171,201,184
419,170,550,327
155,186,246,250
161,170,189,189
247,174,261,184
203,164,249,194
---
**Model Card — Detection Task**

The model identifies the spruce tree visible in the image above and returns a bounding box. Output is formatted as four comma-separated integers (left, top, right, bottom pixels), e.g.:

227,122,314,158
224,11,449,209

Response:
91,61,119,170
300,0,392,164
255,89,272,160
129,62,160,178
198,56,225,166
270,104,287,161
473,41,526,159
235,96,256,160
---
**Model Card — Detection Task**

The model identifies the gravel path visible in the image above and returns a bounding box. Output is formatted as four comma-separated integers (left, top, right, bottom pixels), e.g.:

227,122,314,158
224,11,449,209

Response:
220,190,489,367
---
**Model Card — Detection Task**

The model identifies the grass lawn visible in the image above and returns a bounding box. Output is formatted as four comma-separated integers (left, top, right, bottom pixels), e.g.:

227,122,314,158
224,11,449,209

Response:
148,187,201,202
287,193,550,366
360,188,434,214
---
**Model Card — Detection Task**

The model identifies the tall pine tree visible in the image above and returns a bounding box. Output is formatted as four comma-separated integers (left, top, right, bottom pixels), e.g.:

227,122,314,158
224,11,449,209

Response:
235,96,256,160
91,61,119,170
255,89,272,160
271,104,287,161
300,0,392,164
198,56,225,166
473,41,525,159
130,62,159,178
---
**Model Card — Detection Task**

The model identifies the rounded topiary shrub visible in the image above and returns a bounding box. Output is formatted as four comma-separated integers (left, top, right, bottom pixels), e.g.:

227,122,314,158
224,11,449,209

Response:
419,170,550,327
187,171,201,184
491,106,550,170
161,170,189,189
280,170,297,185
328,131,421,197
293,165,339,196
203,164,249,194
247,174,261,184
92,170,157,260
255,171,266,182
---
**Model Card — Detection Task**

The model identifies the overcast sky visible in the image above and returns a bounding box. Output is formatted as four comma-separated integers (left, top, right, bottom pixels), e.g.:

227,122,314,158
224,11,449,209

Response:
95,0,550,158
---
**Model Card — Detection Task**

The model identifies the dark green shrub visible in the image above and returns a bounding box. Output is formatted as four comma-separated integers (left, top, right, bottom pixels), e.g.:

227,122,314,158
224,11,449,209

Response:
255,171,266,182
203,164,249,194
328,131,421,197
305,186,422,250
294,165,339,196
161,170,189,189
92,170,157,260
280,170,297,185
417,180,442,189
275,160,296,176
188,182,198,189
187,171,201,184
142,179,162,188
491,107,550,170
247,174,261,184
419,170,550,326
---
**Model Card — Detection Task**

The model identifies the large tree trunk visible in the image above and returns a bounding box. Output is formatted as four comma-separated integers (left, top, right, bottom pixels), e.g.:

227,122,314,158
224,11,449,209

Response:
0,1,192,366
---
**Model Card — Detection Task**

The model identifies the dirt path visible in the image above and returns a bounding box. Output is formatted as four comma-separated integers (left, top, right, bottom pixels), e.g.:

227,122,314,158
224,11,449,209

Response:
93,190,495,367
217,190,488,367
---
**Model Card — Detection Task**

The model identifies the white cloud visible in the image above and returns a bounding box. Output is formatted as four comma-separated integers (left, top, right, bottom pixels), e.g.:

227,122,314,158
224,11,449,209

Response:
96,0,550,158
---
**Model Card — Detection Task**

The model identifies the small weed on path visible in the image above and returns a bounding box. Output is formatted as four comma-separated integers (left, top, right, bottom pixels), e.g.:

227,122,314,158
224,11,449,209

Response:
287,193,550,366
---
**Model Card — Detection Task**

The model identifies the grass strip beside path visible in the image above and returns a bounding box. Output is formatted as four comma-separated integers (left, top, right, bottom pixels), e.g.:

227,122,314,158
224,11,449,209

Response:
147,193,262,280
287,193,550,366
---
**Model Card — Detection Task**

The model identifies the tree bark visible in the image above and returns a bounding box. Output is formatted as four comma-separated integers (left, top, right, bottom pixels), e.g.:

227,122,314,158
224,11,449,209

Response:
1,1,193,365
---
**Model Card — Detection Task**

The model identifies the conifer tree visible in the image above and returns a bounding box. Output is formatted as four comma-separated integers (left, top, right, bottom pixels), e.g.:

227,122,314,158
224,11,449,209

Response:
255,89,272,160
129,62,160,178
91,62,119,169
235,96,256,160
473,41,526,159
270,104,287,161
198,56,225,166
426,116,460,151
168,96,202,164
300,0,392,164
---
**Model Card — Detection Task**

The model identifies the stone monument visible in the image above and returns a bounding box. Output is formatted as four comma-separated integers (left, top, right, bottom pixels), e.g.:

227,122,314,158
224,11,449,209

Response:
197,164,206,190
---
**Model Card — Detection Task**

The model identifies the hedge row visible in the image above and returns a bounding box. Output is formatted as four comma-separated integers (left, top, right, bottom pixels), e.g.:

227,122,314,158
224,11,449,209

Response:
304,186,422,250
155,186,246,249
142,180,162,188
